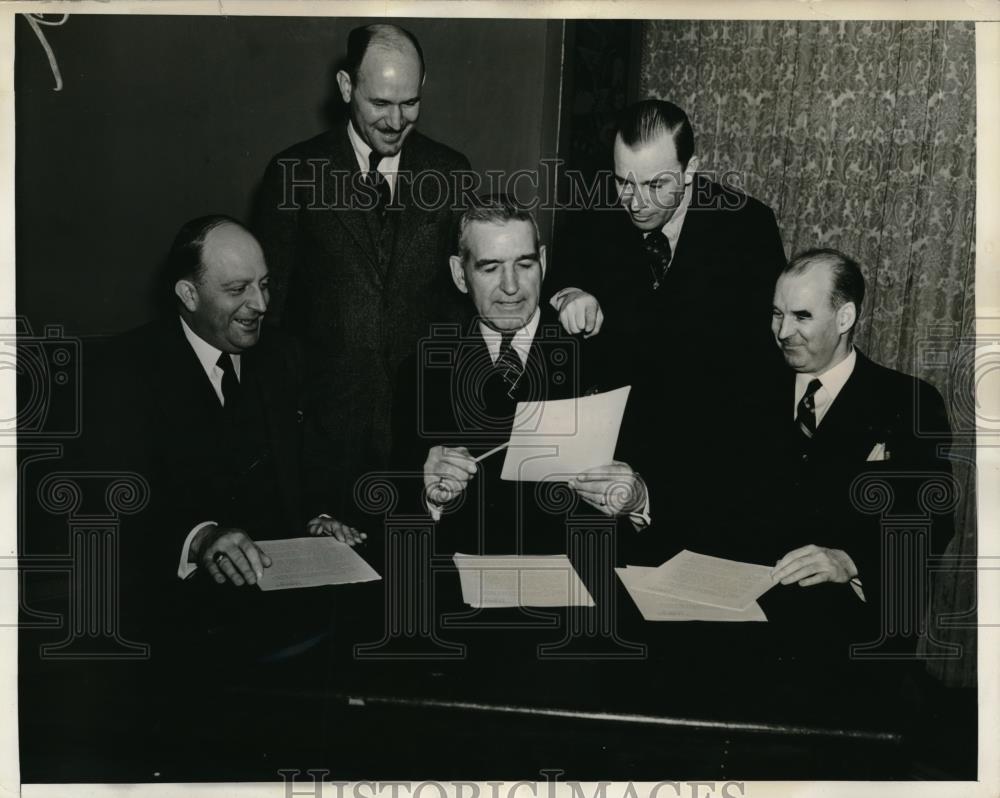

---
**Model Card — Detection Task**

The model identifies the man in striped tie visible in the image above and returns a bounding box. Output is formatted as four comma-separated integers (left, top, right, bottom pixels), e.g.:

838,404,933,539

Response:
392,198,649,555
762,249,953,635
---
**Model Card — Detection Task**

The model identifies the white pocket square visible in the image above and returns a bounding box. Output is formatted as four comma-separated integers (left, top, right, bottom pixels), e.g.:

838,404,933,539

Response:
866,442,889,462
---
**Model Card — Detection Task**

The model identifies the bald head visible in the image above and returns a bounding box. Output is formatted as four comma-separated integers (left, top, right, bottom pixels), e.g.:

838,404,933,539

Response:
337,24,424,157
171,218,270,353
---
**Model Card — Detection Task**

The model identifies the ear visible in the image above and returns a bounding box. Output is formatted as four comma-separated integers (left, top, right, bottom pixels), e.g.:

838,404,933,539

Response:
836,301,857,335
174,279,199,313
539,244,547,280
683,155,700,185
449,255,468,294
335,70,353,104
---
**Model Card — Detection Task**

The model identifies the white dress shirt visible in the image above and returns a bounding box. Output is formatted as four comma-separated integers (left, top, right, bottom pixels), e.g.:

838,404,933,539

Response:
479,308,540,366
792,348,857,426
179,316,241,406
347,120,401,200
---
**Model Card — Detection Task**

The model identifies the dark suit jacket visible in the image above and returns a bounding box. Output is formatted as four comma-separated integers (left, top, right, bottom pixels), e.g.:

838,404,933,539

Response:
87,317,320,589
742,350,955,631
562,176,788,545
82,316,340,666
391,306,620,556
565,175,788,396
252,126,472,513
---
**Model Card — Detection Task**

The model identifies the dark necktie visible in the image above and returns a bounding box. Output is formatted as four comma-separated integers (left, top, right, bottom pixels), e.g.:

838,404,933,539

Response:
796,378,823,439
641,229,673,289
217,352,240,412
496,332,524,397
367,150,391,221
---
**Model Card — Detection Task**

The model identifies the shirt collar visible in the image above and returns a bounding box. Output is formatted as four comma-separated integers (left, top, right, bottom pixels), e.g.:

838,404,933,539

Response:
649,178,693,251
179,316,241,380
479,308,540,366
346,120,401,176
794,347,856,407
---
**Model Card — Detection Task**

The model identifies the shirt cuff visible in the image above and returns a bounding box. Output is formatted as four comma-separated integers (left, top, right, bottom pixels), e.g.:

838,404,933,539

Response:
178,521,216,580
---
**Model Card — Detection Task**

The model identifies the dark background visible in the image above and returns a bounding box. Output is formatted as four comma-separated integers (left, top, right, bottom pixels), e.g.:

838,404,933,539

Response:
15,14,565,335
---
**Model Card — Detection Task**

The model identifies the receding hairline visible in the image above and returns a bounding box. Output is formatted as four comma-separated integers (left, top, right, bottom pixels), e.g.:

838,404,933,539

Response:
358,31,422,71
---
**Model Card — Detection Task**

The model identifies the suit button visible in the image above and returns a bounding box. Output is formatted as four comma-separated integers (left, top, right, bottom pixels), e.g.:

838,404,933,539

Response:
801,453,809,462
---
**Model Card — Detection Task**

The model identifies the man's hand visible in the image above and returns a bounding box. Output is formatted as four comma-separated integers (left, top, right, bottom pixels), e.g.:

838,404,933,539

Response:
424,445,477,507
550,287,604,338
307,516,367,546
569,461,646,516
772,545,858,587
192,524,271,587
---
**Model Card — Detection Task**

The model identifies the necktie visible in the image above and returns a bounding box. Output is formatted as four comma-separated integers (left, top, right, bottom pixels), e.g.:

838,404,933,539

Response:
796,378,823,439
217,352,240,411
496,332,524,397
641,230,673,289
367,150,391,220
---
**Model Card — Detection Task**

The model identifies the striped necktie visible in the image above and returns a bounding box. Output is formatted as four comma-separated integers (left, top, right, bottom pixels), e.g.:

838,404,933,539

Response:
796,378,823,439
496,332,524,397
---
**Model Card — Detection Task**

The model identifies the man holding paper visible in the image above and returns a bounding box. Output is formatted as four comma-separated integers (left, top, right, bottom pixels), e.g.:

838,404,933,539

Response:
391,198,648,555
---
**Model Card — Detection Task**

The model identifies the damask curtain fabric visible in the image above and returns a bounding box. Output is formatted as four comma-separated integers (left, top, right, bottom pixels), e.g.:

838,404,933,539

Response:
640,20,977,686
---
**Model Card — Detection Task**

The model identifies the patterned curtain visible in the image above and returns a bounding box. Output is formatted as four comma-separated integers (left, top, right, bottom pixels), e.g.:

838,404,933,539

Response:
640,20,977,687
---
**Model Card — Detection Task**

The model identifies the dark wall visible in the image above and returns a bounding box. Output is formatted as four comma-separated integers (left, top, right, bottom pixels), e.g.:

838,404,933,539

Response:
15,15,562,336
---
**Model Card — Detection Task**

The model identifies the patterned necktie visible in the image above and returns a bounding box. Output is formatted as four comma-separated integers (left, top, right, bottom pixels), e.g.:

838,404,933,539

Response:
796,378,823,439
217,352,240,412
496,332,524,397
641,229,673,289
367,150,391,221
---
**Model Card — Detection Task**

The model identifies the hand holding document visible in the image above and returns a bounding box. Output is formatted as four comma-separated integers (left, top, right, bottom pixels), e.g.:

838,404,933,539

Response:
629,550,775,612
453,554,595,608
498,386,631,481
255,537,381,592
616,566,766,622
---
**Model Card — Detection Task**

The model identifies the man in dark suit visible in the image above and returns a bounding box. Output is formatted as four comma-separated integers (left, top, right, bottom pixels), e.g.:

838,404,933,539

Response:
566,98,787,392
254,24,602,519
94,216,361,602
558,99,789,544
84,216,367,764
758,249,954,639
392,199,648,556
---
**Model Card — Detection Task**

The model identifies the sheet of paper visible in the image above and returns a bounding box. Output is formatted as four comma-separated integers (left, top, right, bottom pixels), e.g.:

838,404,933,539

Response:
255,537,381,591
633,550,775,611
616,567,766,622
500,386,631,481
453,553,595,608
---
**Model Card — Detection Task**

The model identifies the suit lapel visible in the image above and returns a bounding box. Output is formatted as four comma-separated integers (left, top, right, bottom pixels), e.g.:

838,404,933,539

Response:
810,353,880,461
389,138,430,278
326,127,383,288
151,319,224,429
241,345,301,529
662,177,712,291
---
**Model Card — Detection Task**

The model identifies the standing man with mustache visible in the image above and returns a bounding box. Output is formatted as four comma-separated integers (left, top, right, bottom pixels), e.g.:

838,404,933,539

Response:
253,24,601,520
